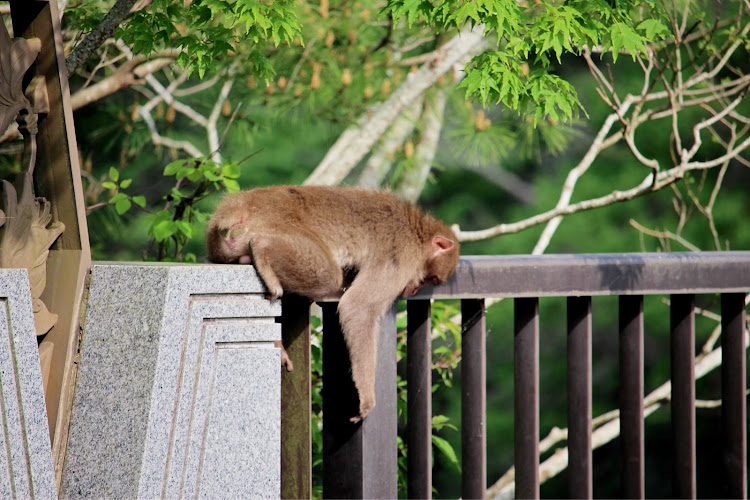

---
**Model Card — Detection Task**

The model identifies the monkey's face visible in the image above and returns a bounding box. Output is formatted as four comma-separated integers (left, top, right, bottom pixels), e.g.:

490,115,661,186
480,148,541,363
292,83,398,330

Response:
401,274,442,297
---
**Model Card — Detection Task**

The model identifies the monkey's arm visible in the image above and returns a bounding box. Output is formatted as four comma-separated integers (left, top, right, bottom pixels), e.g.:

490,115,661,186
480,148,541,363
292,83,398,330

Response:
336,266,407,422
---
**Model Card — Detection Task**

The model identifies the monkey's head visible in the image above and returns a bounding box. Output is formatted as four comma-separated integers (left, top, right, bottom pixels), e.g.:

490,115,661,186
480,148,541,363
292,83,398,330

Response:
206,218,253,264
423,233,460,283
402,233,460,297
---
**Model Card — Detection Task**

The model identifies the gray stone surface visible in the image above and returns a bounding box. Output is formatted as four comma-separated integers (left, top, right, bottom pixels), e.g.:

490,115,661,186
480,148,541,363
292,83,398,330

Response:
62,263,282,499
0,269,57,499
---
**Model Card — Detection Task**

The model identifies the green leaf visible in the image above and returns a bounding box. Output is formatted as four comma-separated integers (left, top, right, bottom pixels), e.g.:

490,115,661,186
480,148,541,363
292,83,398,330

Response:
120,178,133,189
132,195,147,208
164,159,188,176
175,220,194,238
223,178,241,193
637,18,670,40
221,163,241,178
432,435,461,473
203,171,222,182
101,181,117,190
152,220,176,241
109,192,128,203
109,167,119,182
115,198,132,215
431,414,457,431
610,22,645,61
186,170,203,182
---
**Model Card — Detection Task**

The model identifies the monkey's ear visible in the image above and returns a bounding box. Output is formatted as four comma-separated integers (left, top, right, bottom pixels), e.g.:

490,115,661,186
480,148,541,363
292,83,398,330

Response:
431,235,455,254
228,225,249,241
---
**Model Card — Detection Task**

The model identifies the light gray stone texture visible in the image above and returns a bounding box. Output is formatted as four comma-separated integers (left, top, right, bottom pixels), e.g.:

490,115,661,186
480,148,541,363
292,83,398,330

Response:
62,263,282,499
0,269,57,499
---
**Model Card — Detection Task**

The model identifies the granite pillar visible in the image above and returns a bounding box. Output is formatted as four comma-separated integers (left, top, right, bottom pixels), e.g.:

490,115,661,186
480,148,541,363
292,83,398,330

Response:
0,269,57,499
61,263,281,499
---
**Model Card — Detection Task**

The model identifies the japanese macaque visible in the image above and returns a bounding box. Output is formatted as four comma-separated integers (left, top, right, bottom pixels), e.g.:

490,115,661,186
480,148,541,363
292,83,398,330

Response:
207,185,460,421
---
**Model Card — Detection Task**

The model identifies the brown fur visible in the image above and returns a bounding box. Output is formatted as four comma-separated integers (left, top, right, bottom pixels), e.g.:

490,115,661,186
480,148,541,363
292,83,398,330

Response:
206,185,460,421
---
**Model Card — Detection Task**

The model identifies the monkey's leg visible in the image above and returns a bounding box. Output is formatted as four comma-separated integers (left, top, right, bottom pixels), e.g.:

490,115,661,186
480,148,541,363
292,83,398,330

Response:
337,269,405,422
249,230,343,301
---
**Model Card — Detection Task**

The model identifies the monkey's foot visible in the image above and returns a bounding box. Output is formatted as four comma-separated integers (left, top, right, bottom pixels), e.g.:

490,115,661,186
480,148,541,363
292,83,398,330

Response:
238,254,251,264
275,341,294,372
281,351,294,372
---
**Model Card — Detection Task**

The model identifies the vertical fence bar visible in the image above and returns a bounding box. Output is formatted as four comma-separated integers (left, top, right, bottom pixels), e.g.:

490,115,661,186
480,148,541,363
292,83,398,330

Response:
363,303,398,498
619,295,645,499
407,300,432,500
514,297,539,500
567,296,592,499
322,302,398,499
280,296,312,500
670,294,696,499
322,302,362,498
721,293,747,499
462,299,486,500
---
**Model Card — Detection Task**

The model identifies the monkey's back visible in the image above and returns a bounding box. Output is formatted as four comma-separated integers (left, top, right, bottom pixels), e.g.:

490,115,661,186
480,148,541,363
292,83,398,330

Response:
213,185,452,266
239,185,432,235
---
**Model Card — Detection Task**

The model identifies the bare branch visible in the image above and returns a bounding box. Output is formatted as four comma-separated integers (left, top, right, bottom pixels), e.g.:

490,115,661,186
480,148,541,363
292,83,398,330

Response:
456,132,750,242
628,218,701,251
531,101,632,254
69,50,180,110
207,78,235,161
460,163,534,204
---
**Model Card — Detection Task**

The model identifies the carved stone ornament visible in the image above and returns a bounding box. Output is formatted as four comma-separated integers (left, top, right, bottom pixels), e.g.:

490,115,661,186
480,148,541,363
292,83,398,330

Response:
0,15,64,336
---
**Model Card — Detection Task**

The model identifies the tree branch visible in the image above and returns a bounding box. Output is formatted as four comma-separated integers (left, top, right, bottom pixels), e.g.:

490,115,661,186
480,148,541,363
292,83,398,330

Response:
455,132,750,242
358,96,423,188
69,50,180,110
303,24,489,186
65,0,139,74
397,87,447,202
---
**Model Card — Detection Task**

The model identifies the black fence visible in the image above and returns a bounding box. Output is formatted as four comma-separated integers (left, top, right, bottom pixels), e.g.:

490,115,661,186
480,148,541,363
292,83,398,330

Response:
280,252,750,499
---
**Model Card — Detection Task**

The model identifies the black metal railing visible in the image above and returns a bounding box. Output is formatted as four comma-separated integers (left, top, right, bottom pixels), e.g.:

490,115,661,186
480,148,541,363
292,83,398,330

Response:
280,252,750,499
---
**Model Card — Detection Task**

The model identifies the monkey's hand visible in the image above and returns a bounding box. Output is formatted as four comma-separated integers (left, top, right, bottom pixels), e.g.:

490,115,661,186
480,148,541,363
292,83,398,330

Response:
349,397,375,423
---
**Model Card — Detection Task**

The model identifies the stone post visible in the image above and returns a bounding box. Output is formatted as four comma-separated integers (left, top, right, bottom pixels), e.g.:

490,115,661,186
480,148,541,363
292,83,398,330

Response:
61,263,281,499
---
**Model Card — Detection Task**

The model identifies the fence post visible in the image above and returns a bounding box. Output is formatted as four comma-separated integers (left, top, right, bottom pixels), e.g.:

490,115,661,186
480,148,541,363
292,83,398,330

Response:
670,294,696,499
514,297,539,500
721,293,747,499
567,296,593,499
281,295,312,499
619,295,645,499
323,302,398,498
407,300,433,499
